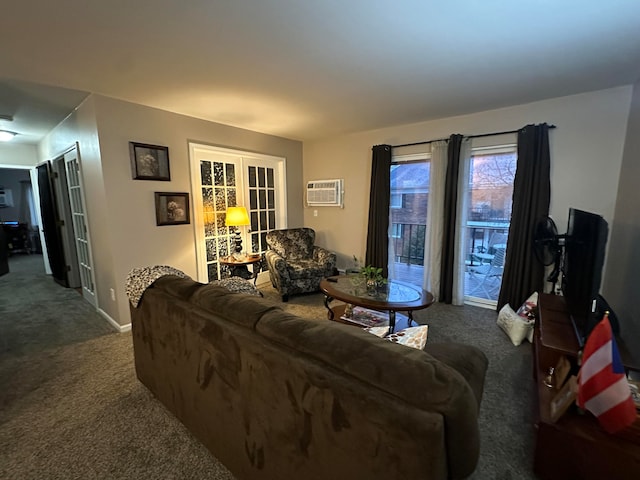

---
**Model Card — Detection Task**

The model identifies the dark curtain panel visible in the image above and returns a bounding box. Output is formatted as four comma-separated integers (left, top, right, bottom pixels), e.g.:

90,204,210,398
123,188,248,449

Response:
365,144,391,277
439,134,463,303
497,123,551,310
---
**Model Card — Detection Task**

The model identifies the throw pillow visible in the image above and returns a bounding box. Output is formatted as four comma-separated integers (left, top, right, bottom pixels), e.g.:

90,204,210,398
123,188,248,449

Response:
497,303,534,346
364,325,429,350
516,291,538,343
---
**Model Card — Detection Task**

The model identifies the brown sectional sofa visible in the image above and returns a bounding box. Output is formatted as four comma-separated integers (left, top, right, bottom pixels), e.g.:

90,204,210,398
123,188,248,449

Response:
130,275,488,480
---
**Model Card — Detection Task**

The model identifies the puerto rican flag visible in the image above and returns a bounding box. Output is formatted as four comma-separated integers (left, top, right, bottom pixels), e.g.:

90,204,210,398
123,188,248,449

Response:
577,313,637,433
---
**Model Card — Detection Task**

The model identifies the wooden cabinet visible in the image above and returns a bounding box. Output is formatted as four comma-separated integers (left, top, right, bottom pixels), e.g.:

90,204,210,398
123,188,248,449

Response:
534,294,640,479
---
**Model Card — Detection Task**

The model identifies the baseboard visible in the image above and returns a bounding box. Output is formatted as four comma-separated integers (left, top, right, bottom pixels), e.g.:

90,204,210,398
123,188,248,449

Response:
98,308,132,333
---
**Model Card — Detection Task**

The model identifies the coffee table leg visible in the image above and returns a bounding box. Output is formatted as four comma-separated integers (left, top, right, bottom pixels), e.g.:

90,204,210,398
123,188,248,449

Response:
408,311,414,327
388,311,396,335
323,295,335,320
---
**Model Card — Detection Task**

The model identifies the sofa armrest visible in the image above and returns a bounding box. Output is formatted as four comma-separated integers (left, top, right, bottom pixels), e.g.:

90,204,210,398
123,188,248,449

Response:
313,246,337,275
423,342,488,409
264,249,291,284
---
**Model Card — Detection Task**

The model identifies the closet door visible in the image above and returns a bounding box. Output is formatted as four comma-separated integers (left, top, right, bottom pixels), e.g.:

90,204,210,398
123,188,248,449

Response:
36,162,67,286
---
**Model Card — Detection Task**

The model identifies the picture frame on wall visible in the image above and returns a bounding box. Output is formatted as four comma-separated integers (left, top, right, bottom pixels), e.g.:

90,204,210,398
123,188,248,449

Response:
130,142,171,181
154,192,190,226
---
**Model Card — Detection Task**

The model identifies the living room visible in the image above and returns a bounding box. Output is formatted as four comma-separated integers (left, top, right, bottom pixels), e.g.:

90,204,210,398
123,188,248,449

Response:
1,3,640,478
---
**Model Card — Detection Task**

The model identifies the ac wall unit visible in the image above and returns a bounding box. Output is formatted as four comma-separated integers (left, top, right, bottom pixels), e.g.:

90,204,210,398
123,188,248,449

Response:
306,179,343,207
0,188,13,208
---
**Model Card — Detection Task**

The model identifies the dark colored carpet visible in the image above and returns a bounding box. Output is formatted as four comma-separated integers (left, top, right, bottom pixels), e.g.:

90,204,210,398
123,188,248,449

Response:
0,255,538,479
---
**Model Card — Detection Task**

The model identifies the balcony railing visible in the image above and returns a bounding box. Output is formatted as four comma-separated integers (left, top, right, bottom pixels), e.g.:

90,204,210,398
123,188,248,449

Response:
390,220,510,303
391,223,425,266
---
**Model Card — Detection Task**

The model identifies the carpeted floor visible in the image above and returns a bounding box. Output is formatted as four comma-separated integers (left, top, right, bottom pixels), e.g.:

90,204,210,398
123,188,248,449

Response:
0,255,538,479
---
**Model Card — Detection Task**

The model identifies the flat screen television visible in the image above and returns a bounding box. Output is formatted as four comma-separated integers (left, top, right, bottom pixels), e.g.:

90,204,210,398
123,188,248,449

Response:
561,208,609,347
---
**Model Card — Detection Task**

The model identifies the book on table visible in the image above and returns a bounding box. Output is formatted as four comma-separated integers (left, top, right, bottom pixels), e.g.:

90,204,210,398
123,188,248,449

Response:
341,306,389,327
341,306,409,327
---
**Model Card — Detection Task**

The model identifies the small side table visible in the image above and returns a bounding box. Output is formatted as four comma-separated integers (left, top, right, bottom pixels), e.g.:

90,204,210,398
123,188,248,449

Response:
219,254,263,285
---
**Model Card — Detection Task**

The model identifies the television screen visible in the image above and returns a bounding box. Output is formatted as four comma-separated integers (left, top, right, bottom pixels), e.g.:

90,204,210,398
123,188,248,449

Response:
561,208,609,346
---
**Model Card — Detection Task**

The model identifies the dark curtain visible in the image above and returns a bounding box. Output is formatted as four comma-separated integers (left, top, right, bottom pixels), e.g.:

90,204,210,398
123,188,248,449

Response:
439,134,463,303
365,144,391,277
497,123,551,310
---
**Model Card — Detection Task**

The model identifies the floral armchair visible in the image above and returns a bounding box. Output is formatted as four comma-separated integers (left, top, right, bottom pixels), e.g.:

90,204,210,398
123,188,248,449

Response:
264,228,337,301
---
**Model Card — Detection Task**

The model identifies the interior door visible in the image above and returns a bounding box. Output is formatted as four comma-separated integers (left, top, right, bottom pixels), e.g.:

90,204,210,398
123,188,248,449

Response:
36,162,68,286
51,156,81,288
64,148,97,306
189,143,286,284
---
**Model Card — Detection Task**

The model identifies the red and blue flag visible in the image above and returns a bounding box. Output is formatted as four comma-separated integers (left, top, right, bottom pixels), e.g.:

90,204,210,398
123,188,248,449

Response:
577,313,637,433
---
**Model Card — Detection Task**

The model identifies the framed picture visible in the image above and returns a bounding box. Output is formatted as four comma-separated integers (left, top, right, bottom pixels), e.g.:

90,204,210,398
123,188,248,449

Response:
130,142,170,181
154,192,190,226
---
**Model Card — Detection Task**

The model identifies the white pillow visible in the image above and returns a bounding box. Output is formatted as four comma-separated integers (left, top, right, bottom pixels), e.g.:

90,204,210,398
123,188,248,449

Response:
497,303,534,346
516,291,538,343
365,325,429,350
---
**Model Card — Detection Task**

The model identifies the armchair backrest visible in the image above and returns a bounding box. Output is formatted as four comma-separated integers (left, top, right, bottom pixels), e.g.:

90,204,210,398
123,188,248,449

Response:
266,228,316,261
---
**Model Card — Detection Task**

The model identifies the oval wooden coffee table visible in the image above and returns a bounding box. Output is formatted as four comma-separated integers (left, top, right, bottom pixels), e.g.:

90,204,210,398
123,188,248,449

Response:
319,275,435,334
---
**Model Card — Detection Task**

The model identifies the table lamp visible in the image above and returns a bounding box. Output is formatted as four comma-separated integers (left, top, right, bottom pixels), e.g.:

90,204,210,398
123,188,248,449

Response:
225,206,250,254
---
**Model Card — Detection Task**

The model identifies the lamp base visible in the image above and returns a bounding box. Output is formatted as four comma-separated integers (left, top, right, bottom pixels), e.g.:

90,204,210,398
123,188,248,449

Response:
233,230,243,253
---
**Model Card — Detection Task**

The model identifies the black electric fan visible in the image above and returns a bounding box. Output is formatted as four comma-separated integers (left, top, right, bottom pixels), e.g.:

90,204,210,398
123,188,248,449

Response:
532,216,565,293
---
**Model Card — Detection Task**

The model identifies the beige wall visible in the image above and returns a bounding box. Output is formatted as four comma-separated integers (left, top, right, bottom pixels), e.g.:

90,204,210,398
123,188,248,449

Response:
303,86,632,271
40,95,303,327
0,143,39,167
603,80,640,350
39,96,117,323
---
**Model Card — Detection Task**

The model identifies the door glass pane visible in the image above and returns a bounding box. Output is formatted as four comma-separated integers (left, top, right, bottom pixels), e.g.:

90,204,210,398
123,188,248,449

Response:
464,150,515,303
225,164,236,186
213,162,225,186
201,161,212,185
389,161,429,287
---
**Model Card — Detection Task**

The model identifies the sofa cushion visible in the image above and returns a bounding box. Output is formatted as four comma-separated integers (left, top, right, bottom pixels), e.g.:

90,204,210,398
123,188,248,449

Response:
423,342,488,409
286,259,327,280
152,276,278,330
255,309,483,478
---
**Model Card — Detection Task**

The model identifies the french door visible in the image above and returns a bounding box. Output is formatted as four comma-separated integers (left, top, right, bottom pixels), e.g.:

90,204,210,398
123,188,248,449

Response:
189,143,286,283
463,145,516,306
64,147,96,306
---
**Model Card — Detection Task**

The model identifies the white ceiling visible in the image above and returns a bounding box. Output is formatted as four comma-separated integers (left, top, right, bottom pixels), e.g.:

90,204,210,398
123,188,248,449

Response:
1,1,640,144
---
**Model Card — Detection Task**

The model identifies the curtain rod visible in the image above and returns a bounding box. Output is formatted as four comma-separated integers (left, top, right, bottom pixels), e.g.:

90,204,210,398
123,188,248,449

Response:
392,124,556,149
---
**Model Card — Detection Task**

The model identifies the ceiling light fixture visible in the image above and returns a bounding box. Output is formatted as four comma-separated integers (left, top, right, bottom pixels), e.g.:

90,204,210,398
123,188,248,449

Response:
0,130,16,142
0,114,16,141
